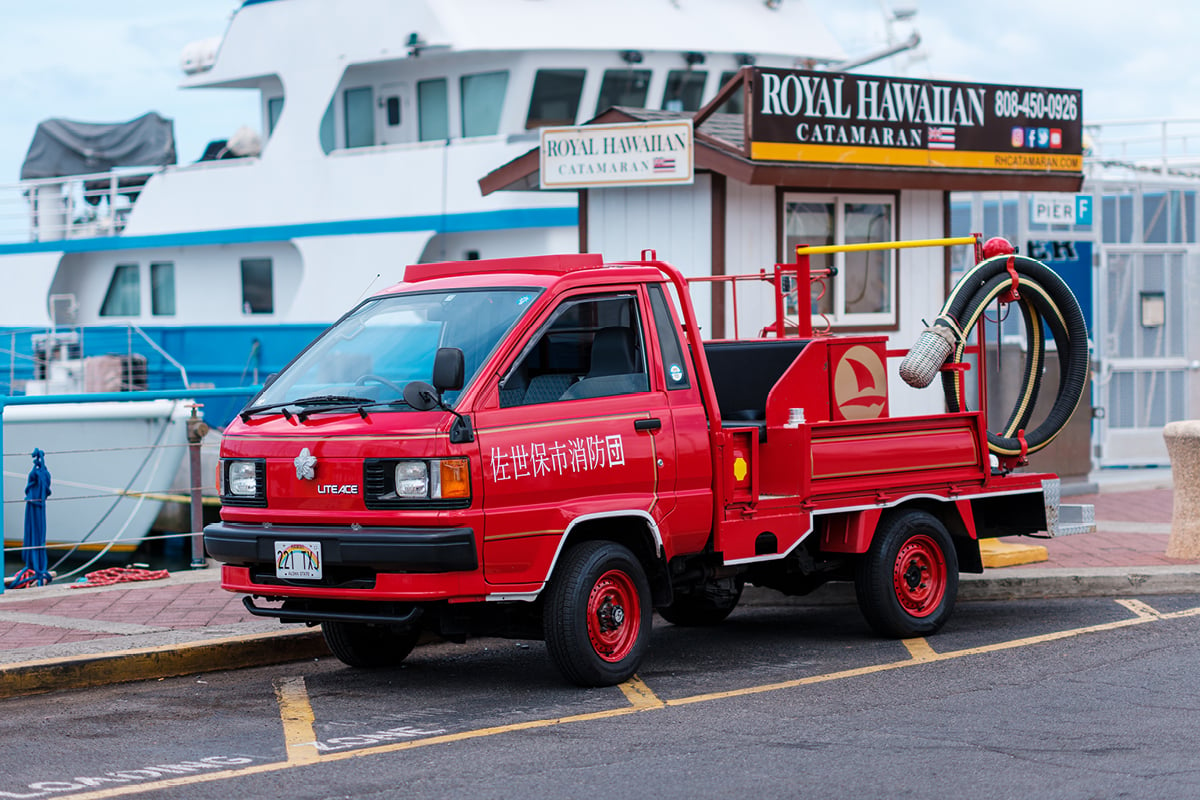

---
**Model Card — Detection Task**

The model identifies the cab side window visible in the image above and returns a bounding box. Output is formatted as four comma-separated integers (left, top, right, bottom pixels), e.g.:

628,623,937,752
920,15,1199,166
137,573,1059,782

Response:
500,293,648,407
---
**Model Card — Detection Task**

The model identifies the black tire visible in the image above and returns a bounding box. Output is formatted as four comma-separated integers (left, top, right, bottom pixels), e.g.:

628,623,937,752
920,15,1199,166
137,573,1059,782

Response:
657,579,743,626
322,621,421,668
543,541,652,687
855,510,958,638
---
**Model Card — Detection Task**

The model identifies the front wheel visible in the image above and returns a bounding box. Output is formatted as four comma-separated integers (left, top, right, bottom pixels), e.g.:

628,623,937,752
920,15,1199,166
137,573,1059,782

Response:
322,621,421,668
855,510,958,638
544,541,652,687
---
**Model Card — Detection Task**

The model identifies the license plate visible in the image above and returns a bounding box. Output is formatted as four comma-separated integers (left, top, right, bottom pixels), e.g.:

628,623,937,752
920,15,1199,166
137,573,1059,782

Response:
274,541,323,580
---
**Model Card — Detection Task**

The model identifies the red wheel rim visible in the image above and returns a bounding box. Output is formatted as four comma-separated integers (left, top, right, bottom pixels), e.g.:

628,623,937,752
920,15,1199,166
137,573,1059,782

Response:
892,534,947,618
586,569,641,662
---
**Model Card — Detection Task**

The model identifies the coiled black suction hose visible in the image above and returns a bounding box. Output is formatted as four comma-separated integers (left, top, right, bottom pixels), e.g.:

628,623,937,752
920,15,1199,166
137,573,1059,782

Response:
899,253,1089,459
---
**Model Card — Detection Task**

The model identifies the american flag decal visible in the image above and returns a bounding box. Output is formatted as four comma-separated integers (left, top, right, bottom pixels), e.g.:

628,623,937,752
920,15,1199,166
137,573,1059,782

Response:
653,157,676,172
927,126,956,150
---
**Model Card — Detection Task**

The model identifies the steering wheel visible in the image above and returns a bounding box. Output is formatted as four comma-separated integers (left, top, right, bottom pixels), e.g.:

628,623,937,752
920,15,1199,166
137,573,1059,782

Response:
354,374,405,394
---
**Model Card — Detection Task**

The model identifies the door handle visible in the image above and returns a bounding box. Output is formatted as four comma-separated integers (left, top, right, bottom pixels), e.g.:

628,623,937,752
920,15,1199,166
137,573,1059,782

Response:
634,418,662,432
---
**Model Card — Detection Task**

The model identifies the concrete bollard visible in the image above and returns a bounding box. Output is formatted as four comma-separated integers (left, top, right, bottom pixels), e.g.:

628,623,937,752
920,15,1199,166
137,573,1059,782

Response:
1164,420,1200,559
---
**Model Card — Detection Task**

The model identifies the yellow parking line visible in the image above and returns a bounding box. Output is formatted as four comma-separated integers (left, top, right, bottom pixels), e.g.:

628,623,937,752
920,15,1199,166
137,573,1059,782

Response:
1115,599,1163,619
274,676,320,764
42,598,1200,800
902,638,939,662
619,675,665,709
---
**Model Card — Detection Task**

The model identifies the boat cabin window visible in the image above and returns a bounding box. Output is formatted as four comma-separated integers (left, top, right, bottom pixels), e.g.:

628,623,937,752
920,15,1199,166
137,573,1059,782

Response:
461,71,509,137
267,97,284,136
344,86,375,148
663,70,706,112
241,258,274,315
100,264,140,317
715,71,744,114
418,78,449,141
596,69,651,115
525,69,586,129
151,262,176,317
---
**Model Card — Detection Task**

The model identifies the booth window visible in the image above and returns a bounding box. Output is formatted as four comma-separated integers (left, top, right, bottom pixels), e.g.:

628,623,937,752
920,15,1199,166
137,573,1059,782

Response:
100,264,140,317
418,78,449,141
596,69,651,115
461,71,509,137
150,262,176,317
782,193,896,328
241,258,274,315
344,87,375,148
526,69,586,129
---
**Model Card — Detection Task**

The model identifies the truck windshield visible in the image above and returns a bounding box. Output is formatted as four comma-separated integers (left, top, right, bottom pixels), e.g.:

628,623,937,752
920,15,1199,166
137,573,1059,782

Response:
253,288,540,411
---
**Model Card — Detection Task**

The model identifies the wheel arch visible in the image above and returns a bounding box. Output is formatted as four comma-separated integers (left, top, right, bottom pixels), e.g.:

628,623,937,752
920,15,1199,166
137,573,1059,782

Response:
880,499,982,574
552,511,671,606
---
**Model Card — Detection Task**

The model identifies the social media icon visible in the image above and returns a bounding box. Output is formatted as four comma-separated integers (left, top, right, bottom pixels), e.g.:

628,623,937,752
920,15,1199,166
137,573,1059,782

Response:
1011,127,1024,147
1037,128,1050,148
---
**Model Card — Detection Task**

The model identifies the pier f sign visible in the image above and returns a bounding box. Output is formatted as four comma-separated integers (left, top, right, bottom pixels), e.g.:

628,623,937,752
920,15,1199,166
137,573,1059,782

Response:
540,120,694,190
748,67,1082,174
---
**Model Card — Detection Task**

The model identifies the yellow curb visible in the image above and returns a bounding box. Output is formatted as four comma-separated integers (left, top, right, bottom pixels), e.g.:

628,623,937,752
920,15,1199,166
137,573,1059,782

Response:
0,629,330,700
980,538,1049,568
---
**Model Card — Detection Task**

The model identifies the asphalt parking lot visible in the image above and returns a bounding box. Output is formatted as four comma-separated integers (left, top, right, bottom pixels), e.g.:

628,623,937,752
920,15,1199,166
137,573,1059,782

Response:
3,594,1199,800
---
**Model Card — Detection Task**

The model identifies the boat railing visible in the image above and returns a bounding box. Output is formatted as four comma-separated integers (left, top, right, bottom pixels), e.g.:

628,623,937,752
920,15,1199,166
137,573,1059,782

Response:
0,166,162,245
1085,117,1200,176
1,322,191,397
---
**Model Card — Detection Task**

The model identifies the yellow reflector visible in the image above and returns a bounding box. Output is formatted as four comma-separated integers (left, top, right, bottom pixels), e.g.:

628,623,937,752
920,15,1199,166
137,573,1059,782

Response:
439,458,471,498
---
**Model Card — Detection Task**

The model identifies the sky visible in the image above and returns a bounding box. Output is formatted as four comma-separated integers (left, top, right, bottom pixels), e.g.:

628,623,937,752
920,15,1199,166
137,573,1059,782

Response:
2,0,1198,184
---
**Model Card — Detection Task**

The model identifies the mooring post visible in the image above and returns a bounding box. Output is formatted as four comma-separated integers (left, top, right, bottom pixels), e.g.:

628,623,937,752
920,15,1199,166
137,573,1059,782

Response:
186,404,210,569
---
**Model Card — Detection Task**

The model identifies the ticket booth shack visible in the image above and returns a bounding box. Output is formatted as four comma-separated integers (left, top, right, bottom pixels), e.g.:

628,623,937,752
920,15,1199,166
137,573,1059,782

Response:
481,66,1090,476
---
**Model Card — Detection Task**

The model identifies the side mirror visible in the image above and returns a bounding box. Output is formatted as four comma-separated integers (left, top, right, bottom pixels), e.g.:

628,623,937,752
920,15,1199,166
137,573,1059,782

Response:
402,381,440,411
432,347,465,392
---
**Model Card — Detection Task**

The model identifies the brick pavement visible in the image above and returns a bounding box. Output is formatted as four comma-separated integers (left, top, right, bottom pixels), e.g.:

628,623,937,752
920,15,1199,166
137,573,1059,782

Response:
1002,489,1195,569
0,580,254,650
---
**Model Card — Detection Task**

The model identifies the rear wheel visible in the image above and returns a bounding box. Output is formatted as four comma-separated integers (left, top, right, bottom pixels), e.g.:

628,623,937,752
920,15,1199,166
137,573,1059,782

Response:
544,541,651,687
322,621,421,668
855,510,958,637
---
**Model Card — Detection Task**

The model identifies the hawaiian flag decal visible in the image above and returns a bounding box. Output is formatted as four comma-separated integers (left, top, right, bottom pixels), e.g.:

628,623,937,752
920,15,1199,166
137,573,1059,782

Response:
927,127,956,150
653,157,676,172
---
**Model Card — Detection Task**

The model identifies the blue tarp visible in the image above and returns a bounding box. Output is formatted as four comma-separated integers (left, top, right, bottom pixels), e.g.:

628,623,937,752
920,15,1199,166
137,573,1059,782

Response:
14,449,52,588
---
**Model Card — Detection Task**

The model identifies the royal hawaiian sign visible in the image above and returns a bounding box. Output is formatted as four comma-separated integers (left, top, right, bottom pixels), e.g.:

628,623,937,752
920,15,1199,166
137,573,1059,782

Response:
540,120,694,190
748,67,1083,174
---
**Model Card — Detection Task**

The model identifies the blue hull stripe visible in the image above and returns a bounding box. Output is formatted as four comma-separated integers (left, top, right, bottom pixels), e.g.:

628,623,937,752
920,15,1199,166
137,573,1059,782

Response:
0,207,578,256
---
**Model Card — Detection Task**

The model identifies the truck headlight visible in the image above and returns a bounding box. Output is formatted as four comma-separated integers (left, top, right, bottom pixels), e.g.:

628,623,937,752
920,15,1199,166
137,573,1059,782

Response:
394,461,429,498
393,459,470,500
227,461,259,496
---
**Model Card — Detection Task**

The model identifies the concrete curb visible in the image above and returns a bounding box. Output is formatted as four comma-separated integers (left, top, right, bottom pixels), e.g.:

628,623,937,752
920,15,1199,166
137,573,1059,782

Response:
0,628,329,700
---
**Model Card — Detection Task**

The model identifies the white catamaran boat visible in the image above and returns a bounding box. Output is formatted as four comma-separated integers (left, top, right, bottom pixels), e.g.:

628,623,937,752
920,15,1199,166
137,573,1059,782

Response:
0,0,857,423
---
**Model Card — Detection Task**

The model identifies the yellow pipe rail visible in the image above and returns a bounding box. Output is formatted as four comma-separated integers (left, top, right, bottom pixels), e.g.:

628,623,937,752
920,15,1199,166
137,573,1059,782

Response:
793,235,978,256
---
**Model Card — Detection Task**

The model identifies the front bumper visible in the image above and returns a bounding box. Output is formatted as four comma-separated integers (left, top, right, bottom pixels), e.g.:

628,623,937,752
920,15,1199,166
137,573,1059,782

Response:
203,521,478,573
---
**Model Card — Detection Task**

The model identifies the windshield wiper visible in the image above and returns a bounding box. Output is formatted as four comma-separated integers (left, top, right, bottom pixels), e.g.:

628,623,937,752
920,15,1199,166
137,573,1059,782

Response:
296,397,412,422
239,395,375,422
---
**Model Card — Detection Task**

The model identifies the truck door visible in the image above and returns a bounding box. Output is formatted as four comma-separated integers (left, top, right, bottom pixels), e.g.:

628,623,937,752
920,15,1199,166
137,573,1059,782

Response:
473,289,676,587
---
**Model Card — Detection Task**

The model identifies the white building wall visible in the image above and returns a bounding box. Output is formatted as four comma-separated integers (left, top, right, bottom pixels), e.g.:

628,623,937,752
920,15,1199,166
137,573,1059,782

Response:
893,188,948,417
585,175,713,328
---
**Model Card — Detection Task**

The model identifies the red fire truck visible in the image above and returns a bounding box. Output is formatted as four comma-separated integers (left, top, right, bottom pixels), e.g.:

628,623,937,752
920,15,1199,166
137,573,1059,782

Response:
204,237,1093,686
